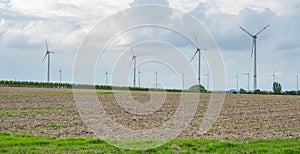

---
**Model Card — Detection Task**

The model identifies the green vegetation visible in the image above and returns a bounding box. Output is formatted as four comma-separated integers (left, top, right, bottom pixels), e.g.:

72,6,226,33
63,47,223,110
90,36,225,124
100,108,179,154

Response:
1,132,298,153
239,88,247,94
273,82,282,94
0,80,183,93
188,84,207,93
0,108,50,116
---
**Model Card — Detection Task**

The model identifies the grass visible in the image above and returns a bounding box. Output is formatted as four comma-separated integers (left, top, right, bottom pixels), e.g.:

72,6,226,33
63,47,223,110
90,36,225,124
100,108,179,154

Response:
0,132,299,153
0,109,48,116
0,107,65,116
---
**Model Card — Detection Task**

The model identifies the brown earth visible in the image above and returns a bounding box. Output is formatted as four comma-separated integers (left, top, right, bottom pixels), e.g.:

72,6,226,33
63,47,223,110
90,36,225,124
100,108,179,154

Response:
0,87,299,140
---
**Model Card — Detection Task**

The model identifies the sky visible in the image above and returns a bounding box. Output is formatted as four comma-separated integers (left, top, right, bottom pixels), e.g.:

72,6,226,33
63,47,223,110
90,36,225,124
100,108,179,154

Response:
0,0,299,91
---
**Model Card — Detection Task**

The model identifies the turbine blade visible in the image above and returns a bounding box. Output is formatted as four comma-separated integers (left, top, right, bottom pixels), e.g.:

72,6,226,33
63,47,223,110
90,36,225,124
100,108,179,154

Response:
130,57,134,66
194,34,199,48
131,46,135,56
45,39,49,51
240,26,254,37
42,52,48,62
255,24,270,36
251,39,255,58
190,51,198,62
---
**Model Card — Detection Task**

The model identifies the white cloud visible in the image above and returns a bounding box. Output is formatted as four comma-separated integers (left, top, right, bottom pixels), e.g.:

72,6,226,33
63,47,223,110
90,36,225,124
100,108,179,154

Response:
0,0,299,91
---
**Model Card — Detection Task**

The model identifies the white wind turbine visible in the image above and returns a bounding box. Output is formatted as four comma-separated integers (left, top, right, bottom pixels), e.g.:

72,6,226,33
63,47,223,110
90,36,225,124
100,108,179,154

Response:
243,71,250,92
138,69,142,87
130,46,140,87
42,39,54,82
104,68,109,85
271,71,277,83
59,69,62,83
182,73,185,90
296,75,299,92
155,71,158,89
191,35,207,90
234,72,239,92
240,24,270,90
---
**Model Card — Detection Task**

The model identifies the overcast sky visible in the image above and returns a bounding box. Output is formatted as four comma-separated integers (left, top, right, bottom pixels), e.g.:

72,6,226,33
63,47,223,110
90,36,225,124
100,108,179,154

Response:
0,0,299,91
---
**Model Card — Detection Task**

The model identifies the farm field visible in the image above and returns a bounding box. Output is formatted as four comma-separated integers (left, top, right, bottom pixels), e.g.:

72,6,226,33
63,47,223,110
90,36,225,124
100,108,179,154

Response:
0,87,299,152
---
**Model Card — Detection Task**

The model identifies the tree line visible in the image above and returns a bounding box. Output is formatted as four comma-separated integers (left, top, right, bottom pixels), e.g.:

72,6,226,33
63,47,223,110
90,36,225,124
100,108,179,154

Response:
237,82,300,95
0,80,184,92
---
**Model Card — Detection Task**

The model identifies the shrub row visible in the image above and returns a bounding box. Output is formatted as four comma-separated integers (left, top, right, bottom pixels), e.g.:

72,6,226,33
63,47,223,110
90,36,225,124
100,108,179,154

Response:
0,80,183,92
234,88,300,95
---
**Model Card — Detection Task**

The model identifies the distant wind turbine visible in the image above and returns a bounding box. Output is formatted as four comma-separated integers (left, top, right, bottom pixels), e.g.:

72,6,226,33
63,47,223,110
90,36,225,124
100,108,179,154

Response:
296,75,299,92
240,24,270,90
271,71,276,83
155,71,158,89
59,69,62,83
204,73,210,91
138,69,142,87
182,73,185,90
243,72,250,92
104,68,109,85
130,46,140,87
42,39,54,82
191,35,207,90
234,73,239,92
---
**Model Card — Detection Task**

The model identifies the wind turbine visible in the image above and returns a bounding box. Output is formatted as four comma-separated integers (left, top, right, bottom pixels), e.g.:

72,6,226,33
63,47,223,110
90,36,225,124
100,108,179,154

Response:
243,72,250,92
59,69,62,83
182,73,185,90
295,75,299,92
138,69,142,87
271,71,276,83
191,35,207,90
42,39,54,82
204,73,209,91
130,46,139,87
155,71,158,89
104,68,109,85
240,24,270,90
234,73,239,92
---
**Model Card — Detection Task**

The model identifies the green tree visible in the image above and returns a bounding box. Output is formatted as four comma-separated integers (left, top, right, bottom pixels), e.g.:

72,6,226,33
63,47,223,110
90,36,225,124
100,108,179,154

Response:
273,82,282,94
188,84,207,93
239,88,247,94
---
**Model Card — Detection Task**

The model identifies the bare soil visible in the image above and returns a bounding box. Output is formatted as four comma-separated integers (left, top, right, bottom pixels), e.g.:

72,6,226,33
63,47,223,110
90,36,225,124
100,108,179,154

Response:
0,87,299,140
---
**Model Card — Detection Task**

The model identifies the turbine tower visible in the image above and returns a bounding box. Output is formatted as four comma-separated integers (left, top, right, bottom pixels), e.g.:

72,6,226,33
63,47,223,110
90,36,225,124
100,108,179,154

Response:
240,24,270,90
130,46,139,87
138,69,142,87
234,73,239,92
104,68,109,85
243,72,250,92
155,71,158,89
191,35,207,90
296,75,299,92
204,73,209,91
182,73,185,90
42,39,54,82
59,69,62,83
271,71,276,83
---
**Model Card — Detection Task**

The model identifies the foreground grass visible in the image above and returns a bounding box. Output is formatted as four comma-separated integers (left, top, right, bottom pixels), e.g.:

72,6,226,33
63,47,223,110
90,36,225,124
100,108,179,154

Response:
0,132,299,153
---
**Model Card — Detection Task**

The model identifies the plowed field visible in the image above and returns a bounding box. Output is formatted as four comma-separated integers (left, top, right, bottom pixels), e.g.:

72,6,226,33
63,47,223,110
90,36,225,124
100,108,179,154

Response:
0,87,299,140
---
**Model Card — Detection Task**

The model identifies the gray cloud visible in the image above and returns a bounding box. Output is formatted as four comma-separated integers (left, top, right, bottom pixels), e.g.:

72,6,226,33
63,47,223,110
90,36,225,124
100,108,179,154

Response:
129,0,169,7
